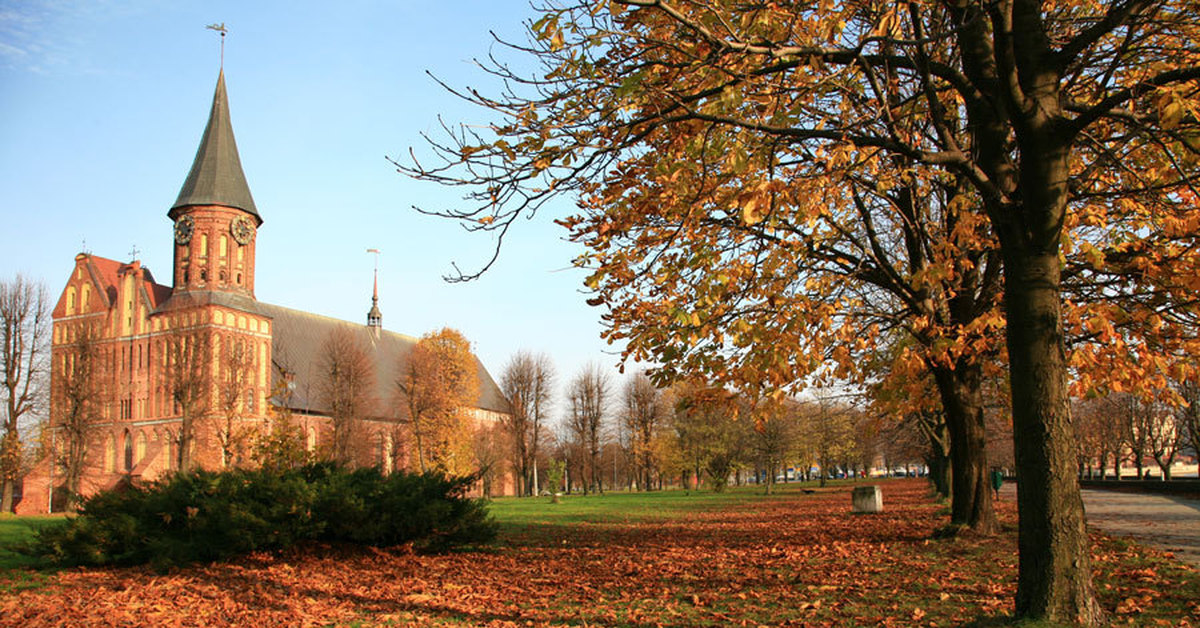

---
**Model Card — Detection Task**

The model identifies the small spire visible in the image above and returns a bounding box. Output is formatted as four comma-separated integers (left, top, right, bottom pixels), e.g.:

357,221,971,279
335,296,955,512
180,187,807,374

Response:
367,248,382,330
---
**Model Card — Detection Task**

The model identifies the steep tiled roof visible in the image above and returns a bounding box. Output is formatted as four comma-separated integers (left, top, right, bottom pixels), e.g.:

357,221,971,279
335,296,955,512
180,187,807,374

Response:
259,302,509,417
53,254,172,317
170,70,259,221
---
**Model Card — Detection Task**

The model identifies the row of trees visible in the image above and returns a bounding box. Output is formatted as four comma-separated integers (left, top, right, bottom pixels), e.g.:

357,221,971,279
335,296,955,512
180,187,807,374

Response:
1076,385,1200,481
493,352,928,497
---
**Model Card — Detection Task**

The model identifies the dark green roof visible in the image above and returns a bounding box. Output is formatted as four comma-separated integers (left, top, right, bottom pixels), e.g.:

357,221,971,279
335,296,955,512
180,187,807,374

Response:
170,70,260,222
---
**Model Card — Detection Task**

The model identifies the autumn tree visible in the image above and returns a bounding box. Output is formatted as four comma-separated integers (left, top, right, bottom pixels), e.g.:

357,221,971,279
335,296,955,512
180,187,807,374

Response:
0,275,49,513
801,396,856,487
318,327,376,467
403,1,1200,619
499,350,555,495
670,381,744,492
162,328,214,471
397,328,480,474
565,364,610,494
621,372,666,491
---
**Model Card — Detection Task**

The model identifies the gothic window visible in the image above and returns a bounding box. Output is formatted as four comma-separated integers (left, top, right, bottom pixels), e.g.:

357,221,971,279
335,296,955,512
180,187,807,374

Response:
199,234,208,257
124,430,133,472
66,287,77,315
219,235,227,258
80,284,91,313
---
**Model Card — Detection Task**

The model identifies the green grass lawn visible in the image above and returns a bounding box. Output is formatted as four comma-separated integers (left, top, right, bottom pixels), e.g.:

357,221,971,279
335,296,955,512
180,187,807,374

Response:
0,514,64,570
0,514,66,593
485,480,855,543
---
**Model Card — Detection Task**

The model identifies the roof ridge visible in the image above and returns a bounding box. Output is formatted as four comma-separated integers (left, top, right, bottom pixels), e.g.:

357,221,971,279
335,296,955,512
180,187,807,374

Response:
257,301,421,344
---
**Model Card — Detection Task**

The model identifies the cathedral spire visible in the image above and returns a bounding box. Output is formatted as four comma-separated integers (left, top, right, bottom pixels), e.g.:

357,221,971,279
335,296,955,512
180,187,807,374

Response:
170,70,259,223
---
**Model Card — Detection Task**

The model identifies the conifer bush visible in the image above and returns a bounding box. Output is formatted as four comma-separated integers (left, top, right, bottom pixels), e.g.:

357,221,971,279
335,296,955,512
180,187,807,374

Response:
25,464,495,569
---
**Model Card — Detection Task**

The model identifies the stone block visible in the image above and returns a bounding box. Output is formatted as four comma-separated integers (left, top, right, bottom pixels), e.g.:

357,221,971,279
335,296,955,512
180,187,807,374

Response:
852,485,883,513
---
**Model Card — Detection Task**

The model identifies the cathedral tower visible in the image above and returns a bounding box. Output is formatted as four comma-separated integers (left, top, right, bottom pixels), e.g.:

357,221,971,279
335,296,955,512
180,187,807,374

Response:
168,70,261,297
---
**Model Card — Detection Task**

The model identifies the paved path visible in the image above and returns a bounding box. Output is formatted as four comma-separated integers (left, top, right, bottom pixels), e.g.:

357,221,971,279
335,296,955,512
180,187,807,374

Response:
1080,488,1200,566
1000,485,1200,566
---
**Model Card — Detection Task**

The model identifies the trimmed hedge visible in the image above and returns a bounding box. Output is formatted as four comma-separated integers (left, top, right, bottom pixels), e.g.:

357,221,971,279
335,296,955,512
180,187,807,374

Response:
25,463,496,569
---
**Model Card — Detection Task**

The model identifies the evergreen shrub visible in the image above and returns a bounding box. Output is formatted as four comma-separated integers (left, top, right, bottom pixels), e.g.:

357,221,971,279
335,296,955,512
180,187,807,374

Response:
25,464,495,569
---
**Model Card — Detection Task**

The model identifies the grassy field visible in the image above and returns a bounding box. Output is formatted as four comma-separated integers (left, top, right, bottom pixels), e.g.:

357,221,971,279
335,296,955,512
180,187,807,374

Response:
487,480,844,526
1,482,1198,626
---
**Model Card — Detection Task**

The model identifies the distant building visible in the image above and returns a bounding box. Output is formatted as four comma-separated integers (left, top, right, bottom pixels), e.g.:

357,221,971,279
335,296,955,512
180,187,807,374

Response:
17,71,510,513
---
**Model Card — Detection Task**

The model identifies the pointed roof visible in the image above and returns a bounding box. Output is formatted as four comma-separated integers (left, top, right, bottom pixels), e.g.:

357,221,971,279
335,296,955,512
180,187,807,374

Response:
170,70,260,222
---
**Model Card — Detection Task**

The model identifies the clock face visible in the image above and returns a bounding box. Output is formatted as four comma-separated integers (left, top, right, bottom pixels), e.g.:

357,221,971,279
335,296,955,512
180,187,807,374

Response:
174,215,195,245
230,215,254,245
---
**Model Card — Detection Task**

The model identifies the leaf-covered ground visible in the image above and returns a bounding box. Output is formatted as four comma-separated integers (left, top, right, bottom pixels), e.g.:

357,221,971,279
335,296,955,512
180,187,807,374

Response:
2,479,1198,626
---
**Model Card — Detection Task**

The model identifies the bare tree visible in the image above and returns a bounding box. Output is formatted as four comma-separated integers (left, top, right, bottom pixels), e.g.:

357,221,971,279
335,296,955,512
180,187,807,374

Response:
566,364,609,495
622,373,665,492
54,321,107,508
0,275,49,512
215,334,256,468
1144,393,1183,480
1117,393,1152,480
1075,395,1126,480
499,350,555,495
162,328,213,471
748,400,797,495
318,327,376,467
1179,382,1200,479
472,419,507,497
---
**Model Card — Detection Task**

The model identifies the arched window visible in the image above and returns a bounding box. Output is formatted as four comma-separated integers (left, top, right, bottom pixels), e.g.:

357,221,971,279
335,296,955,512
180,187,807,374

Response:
219,235,227,258
80,284,91,313
199,233,208,257
135,431,147,464
306,426,317,452
66,287,77,315
123,430,134,472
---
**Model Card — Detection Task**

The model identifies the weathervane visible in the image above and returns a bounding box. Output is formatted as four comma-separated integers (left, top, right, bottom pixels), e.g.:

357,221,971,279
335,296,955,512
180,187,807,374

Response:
206,22,227,68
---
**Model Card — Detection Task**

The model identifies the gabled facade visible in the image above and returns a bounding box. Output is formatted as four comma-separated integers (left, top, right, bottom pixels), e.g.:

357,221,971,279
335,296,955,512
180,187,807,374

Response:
16,71,510,513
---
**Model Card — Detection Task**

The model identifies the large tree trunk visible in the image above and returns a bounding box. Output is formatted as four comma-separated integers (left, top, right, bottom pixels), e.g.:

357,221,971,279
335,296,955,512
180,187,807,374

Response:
931,363,996,533
1003,249,1102,624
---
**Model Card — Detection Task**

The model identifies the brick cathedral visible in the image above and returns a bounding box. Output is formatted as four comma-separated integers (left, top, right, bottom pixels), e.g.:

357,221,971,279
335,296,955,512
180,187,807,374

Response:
16,71,510,513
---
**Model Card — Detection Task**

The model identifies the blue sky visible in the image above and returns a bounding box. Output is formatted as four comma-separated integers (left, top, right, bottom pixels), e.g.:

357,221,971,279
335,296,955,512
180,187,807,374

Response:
0,1,631,413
